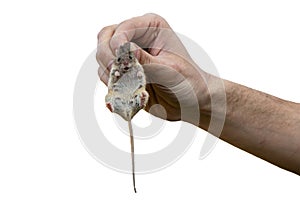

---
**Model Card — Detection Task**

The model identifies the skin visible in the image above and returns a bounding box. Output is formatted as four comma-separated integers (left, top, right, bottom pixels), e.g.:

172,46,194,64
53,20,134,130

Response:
97,13,300,175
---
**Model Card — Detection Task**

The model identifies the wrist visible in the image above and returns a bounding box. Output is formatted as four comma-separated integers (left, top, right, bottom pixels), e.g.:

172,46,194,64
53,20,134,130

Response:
196,73,227,134
180,70,212,127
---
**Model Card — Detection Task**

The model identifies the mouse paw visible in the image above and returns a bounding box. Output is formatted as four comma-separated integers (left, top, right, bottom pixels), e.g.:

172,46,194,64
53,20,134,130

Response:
135,91,149,108
137,71,143,79
106,102,114,112
141,91,149,107
114,70,120,77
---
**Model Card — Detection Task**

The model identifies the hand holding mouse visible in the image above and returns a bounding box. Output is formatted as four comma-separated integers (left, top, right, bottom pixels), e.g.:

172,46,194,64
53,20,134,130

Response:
97,13,210,125
97,12,300,180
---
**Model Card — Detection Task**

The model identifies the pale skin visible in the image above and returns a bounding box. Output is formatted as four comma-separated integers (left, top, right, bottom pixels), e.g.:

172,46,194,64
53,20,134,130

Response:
97,13,300,175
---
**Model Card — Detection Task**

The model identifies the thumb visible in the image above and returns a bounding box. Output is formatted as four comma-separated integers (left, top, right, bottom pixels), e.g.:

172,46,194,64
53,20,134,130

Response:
131,43,155,65
131,43,171,83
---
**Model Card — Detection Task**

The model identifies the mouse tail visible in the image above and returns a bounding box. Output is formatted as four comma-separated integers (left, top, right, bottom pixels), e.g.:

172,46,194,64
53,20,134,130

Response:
128,118,137,193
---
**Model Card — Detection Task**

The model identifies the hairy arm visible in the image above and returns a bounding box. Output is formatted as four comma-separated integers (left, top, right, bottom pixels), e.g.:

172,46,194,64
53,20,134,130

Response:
199,76,300,175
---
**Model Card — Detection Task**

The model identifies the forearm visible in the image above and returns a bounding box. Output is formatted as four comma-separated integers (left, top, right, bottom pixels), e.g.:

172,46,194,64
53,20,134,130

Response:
200,76,300,175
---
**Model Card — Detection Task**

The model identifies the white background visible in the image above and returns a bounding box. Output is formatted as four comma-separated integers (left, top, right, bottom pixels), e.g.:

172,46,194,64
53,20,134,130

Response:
0,0,299,199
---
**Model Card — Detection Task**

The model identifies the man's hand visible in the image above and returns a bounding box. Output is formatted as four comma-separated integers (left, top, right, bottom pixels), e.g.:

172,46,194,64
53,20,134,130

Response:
97,13,300,175
96,13,210,123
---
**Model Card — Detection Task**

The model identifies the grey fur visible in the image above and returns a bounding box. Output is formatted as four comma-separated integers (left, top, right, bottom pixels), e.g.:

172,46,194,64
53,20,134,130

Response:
105,42,149,193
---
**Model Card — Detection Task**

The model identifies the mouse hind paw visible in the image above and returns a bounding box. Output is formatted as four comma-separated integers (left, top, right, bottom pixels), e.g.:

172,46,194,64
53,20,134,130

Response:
135,91,149,109
106,102,114,112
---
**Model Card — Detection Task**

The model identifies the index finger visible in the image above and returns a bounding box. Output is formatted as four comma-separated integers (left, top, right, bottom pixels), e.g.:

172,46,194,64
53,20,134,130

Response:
96,25,117,70
110,13,170,51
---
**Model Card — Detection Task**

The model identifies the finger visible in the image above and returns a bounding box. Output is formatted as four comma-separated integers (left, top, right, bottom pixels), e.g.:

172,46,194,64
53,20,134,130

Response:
110,13,170,52
97,57,113,86
98,64,109,86
130,42,154,65
96,25,117,72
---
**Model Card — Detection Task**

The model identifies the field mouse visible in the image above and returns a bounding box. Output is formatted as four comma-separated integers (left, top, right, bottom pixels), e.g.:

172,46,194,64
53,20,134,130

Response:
105,42,149,193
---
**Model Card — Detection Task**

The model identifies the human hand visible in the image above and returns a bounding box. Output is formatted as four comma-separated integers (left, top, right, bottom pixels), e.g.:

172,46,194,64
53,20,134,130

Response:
97,13,211,125
97,14,300,176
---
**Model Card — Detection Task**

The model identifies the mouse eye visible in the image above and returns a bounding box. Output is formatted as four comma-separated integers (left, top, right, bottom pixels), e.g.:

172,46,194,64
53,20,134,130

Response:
129,55,133,60
117,57,121,62
129,99,134,105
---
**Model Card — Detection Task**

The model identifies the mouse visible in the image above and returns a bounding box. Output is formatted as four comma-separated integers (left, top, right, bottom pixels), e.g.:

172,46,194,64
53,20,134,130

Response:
105,42,149,193
107,42,144,90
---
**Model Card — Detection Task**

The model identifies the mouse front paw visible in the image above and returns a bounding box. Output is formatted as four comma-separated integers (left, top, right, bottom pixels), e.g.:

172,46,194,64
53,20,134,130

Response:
137,71,143,79
114,70,120,77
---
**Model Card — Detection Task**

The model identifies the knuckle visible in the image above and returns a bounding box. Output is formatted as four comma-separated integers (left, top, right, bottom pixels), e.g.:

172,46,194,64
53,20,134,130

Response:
100,76,107,85
99,74,105,82
144,13,161,19
98,67,108,84
95,48,103,62
98,66,104,77
96,45,108,63
144,13,168,26
97,25,112,40
119,19,131,26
